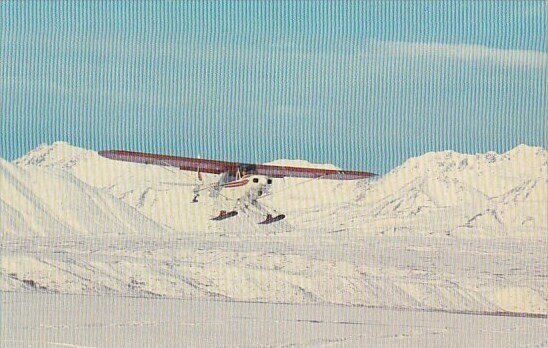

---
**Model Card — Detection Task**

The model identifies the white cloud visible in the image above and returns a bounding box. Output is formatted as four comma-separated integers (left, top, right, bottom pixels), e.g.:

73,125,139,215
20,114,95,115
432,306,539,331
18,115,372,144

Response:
381,41,547,68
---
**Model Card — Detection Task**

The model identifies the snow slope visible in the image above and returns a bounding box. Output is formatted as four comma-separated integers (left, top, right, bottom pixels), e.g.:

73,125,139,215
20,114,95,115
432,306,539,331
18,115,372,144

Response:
1,157,171,237
2,142,547,315
4,292,547,348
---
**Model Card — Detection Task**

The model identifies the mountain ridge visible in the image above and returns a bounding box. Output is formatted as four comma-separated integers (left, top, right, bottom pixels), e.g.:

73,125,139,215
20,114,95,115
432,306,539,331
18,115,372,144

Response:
4,142,547,236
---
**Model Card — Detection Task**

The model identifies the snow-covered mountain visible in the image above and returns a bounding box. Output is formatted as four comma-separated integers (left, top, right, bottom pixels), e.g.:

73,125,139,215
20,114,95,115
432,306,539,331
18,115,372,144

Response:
348,145,547,236
7,141,547,237
265,159,341,170
1,157,171,237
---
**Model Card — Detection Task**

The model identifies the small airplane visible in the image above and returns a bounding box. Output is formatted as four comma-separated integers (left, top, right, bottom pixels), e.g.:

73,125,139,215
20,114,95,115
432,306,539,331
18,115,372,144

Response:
99,150,376,224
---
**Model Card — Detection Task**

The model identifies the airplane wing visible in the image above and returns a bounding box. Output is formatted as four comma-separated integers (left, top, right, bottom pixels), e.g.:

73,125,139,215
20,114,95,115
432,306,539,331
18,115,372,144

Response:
98,150,239,174
98,150,375,180
252,164,375,180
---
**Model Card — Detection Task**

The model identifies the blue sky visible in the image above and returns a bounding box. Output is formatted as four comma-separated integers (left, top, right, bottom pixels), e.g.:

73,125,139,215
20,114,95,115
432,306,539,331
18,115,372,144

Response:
1,2,546,173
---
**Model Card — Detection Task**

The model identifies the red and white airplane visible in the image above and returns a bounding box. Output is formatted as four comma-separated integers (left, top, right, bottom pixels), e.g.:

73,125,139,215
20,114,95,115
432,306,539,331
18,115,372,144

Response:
99,150,375,224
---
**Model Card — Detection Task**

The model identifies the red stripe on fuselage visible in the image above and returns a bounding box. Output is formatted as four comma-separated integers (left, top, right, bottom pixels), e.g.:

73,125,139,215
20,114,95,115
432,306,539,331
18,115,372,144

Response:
223,179,249,188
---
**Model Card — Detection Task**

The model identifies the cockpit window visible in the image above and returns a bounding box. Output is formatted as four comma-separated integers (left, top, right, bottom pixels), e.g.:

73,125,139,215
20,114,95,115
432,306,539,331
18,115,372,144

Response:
253,178,259,183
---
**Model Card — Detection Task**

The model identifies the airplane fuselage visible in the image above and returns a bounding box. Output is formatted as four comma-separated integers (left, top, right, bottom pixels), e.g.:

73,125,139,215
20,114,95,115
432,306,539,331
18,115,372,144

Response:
216,174,273,202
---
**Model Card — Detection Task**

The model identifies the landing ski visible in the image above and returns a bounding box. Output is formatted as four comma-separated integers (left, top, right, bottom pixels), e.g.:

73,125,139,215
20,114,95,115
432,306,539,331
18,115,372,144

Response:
211,210,238,221
259,214,286,224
